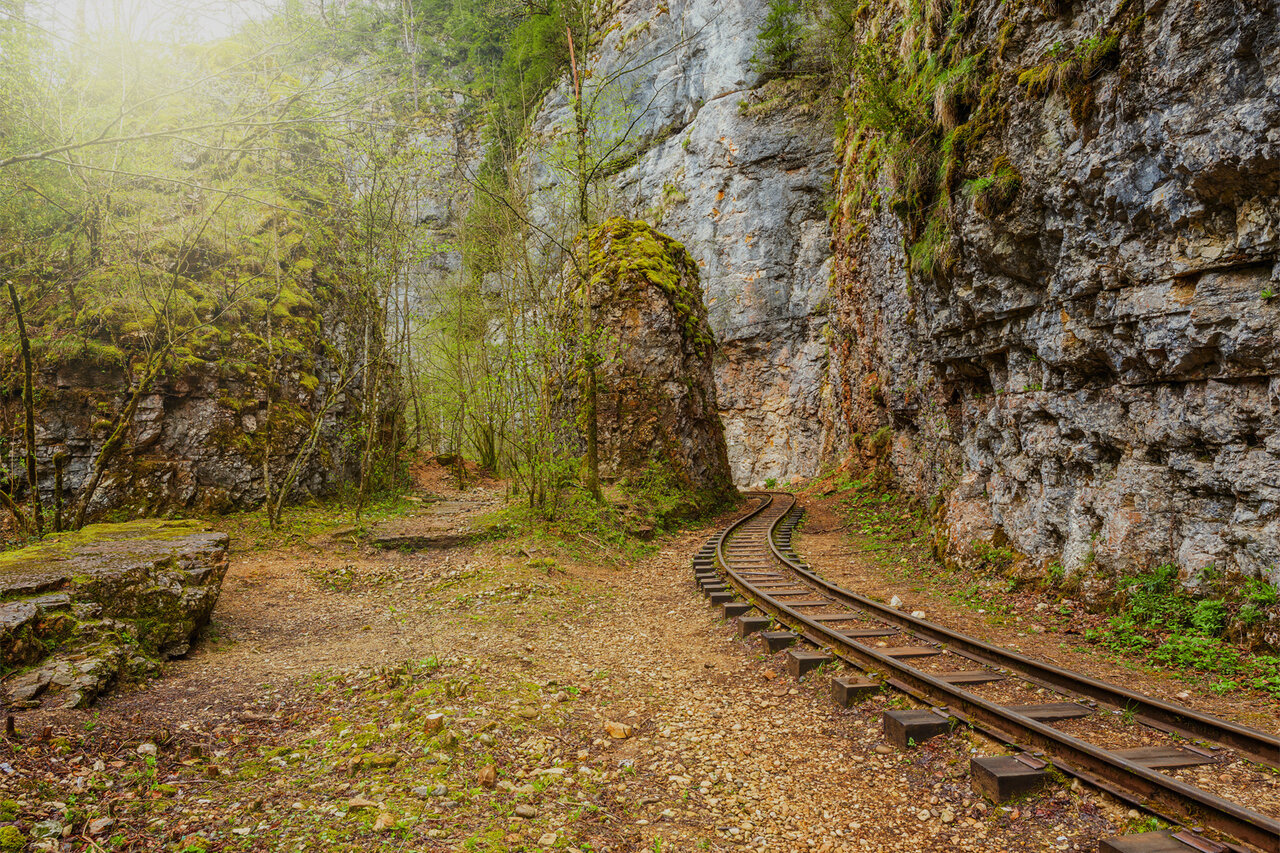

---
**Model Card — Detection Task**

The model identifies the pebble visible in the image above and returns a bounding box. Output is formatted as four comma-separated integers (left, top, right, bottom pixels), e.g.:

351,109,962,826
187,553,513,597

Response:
515,804,538,819
604,720,634,739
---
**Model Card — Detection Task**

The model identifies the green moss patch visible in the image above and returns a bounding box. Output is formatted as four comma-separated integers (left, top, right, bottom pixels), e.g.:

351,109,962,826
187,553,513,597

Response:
587,217,716,357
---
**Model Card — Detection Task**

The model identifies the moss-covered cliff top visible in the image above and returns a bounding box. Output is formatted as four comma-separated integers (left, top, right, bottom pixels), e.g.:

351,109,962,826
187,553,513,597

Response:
588,217,700,299
0,519,226,597
588,218,714,356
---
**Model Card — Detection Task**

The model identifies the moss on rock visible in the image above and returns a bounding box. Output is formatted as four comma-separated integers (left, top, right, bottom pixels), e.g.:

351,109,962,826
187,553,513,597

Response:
582,218,737,511
0,520,229,707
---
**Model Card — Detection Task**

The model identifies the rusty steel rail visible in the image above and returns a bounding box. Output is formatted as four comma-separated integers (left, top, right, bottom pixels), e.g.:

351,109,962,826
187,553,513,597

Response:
707,492,1280,853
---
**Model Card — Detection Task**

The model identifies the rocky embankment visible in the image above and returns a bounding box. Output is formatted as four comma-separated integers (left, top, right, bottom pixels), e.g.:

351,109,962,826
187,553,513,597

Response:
1,520,228,709
828,0,1280,623
587,218,738,506
29,359,365,519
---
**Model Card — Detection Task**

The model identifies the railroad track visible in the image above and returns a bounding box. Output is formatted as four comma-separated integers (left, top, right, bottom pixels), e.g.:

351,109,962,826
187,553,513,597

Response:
693,492,1280,853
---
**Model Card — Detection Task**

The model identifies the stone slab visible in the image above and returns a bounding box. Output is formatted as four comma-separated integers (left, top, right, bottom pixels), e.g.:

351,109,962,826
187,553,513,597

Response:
0,519,228,708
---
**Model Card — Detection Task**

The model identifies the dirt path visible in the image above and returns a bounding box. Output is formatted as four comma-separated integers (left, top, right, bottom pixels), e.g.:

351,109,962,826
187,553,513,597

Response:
2,490,1153,853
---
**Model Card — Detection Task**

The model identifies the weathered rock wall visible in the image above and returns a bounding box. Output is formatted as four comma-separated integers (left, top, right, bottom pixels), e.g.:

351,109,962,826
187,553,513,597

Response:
19,354,364,519
526,0,836,487
829,0,1280,600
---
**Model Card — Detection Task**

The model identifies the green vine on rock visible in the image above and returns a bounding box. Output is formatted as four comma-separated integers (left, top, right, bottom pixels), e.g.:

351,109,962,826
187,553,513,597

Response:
1015,3,1144,128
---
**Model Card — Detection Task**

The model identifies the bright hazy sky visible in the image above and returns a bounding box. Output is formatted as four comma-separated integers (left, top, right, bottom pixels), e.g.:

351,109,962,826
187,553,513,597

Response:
37,0,279,43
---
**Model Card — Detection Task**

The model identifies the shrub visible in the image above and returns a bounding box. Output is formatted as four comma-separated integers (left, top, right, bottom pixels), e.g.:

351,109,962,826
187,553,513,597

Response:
752,0,803,77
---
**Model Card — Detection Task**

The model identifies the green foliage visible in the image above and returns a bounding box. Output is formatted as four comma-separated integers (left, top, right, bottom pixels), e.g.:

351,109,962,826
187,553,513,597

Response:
0,826,24,852
838,5,991,281
488,5,571,155
0,2,425,526
971,540,1017,573
966,156,1022,217
621,460,731,530
1016,22,1133,127
752,0,804,77
1087,565,1280,698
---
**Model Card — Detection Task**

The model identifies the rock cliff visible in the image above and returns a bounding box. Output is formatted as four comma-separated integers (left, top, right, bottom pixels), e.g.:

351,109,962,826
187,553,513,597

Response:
828,0,1280,602
24,355,362,519
1,268,380,520
526,0,836,487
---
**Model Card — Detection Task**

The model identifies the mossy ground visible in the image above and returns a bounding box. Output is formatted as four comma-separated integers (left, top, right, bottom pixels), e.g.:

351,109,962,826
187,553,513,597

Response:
0,519,209,574
0,490,764,852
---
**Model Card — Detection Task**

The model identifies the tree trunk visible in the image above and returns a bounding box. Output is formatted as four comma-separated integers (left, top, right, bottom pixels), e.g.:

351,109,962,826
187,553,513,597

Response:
567,26,602,503
71,354,164,530
6,279,42,536
53,453,66,533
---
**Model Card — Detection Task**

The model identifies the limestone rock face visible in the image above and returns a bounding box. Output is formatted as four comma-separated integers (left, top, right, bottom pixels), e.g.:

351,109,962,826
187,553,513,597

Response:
828,0,1280,624
587,219,736,505
0,520,228,708
526,0,835,486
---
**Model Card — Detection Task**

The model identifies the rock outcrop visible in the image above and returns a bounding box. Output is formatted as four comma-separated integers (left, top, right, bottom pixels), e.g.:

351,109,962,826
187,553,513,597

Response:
828,0,1280,612
526,0,835,486
27,357,364,519
585,218,737,506
1,520,228,708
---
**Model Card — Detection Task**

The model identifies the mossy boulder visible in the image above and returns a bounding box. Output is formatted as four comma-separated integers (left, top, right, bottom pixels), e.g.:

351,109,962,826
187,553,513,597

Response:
0,520,228,709
583,218,737,512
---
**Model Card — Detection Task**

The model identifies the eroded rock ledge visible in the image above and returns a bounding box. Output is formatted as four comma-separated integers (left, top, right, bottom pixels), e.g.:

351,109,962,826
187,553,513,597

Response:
0,520,228,709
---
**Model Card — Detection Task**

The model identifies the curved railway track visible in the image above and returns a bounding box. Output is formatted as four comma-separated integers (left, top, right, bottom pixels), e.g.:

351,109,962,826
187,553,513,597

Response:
693,492,1280,853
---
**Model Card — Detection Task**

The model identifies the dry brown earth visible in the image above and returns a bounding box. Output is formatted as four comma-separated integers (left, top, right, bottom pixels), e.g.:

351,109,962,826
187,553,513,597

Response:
7,487,1256,852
